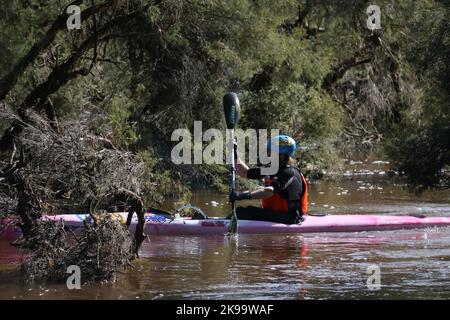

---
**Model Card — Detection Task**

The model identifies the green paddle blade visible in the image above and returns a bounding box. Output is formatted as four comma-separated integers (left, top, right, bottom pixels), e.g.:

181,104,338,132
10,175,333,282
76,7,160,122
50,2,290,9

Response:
227,213,238,235
223,92,241,129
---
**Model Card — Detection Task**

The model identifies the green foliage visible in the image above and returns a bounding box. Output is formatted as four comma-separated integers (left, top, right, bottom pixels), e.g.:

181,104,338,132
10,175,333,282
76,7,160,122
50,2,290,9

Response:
383,0,450,190
102,93,139,147
2,0,449,197
0,0,60,71
385,103,450,190
137,149,191,206
241,82,342,174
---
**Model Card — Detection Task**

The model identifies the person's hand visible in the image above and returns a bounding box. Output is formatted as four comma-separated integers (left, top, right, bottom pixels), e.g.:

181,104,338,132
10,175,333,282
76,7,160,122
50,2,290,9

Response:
229,190,238,202
229,191,252,202
233,140,238,161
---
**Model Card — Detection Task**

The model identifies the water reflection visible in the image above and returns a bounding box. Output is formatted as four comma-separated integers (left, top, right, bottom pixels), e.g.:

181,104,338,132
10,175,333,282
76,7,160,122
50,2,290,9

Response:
1,227,449,299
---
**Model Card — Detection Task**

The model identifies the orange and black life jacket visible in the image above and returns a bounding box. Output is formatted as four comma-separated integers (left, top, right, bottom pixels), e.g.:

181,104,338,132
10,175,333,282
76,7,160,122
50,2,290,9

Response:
261,167,308,215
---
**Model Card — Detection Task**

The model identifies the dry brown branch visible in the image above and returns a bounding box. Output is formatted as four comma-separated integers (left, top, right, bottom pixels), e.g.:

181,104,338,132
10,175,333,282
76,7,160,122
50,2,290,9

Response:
0,106,145,250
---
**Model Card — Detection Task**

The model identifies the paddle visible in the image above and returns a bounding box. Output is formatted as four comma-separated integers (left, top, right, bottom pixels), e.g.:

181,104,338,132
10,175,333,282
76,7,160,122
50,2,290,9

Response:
223,92,241,235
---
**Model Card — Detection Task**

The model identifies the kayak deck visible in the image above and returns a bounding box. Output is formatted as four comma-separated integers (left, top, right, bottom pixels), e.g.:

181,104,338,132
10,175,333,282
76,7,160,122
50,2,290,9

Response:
2,213,450,239
143,214,450,235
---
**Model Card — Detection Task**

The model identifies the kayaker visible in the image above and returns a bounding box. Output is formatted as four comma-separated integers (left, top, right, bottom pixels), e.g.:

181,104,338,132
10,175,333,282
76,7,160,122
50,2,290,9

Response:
228,135,308,224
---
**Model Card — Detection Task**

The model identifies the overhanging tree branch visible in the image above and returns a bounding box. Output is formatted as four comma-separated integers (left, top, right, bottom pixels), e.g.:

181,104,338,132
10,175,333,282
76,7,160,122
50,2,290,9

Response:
21,6,150,111
322,32,382,91
0,0,114,101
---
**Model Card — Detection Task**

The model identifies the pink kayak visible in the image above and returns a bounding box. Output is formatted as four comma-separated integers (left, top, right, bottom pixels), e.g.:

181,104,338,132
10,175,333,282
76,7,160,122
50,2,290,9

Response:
2,212,450,239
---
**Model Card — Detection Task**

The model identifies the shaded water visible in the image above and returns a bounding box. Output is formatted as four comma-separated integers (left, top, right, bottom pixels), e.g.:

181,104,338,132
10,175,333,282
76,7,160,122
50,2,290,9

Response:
1,169,450,299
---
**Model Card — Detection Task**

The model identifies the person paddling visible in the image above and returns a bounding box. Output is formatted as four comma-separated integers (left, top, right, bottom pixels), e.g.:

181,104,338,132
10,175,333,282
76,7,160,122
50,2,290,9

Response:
228,135,308,224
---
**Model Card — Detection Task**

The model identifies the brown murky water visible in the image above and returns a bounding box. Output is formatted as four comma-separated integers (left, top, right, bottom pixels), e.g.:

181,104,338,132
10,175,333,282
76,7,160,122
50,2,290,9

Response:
1,165,450,299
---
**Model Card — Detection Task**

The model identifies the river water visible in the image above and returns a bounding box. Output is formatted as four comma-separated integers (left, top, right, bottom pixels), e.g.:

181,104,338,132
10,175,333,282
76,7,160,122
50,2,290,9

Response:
1,165,450,300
